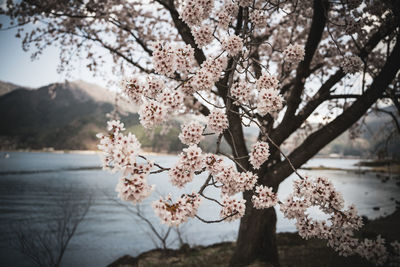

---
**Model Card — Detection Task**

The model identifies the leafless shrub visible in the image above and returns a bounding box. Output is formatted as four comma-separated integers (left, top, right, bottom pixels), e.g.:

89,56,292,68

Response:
10,192,92,267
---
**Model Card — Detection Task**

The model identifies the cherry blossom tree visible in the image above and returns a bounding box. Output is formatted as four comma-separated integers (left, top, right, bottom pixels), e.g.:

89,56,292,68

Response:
2,0,400,266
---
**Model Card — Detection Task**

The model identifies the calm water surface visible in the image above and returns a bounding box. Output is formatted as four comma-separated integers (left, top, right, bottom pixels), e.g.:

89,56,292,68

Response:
0,152,398,267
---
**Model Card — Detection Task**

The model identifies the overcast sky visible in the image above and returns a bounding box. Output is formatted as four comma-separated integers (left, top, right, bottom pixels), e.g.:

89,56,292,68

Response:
0,15,109,88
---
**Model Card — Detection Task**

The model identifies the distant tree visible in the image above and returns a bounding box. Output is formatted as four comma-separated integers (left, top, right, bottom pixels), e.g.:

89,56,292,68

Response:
110,197,187,250
3,0,400,266
11,192,92,267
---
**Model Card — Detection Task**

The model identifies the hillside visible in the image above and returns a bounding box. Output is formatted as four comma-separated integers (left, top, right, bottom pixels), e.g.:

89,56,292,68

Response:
0,80,226,153
0,80,24,96
0,80,398,156
0,80,140,150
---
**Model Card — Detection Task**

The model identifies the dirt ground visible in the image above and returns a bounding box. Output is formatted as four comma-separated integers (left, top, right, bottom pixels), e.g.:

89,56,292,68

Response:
108,209,400,267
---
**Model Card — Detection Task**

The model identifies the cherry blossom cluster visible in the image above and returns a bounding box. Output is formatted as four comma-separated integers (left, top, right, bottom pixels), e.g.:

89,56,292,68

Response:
341,55,363,74
180,80,197,95
97,120,138,171
201,57,228,81
206,109,229,134
138,99,168,129
169,145,204,187
283,44,305,63
356,236,388,265
231,81,253,105
151,41,176,77
279,176,397,266
175,45,196,75
249,141,270,169
180,0,214,26
220,195,246,222
216,3,238,29
124,77,186,129
157,89,184,112
249,10,268,28
151,41,195,77
122,76,145,104
204,153,225,175
191,56,228,91
178,121,205,145
145,75,164,98
97,120,154,203
257,88,284,116
252,185,278,209
216,166,257,195
222,34,243,57
152,193,202,226
192,25,214,47
256,74,280,91
123,75,168,104
115,163,154,204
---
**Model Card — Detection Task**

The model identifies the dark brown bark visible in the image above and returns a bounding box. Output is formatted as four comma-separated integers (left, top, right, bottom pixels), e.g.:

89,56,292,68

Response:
230,189,280,267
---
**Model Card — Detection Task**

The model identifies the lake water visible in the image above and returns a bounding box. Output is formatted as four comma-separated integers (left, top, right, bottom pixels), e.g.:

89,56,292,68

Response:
0,152,398,267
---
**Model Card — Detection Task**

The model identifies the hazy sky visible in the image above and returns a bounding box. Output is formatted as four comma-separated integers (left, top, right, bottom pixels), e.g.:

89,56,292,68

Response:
0,15,109,88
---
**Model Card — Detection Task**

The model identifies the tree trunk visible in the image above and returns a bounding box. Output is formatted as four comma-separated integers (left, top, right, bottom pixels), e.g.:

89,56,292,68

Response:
229,191,280,267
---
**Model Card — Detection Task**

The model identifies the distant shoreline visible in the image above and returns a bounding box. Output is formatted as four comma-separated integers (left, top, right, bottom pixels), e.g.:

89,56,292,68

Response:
1,151,398,174
0,149,172,156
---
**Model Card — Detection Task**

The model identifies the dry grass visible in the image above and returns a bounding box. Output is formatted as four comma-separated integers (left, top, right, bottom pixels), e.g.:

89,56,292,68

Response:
109,210,400,267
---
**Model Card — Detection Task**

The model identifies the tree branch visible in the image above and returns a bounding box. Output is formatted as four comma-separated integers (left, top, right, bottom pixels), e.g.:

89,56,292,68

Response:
269,37,400,186
279,0,329,129
269,15,399,150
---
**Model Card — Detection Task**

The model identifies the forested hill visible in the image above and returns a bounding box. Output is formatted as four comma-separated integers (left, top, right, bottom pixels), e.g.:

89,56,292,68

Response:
0,80,141,151
0,80,23,96
0,80,398,157
0,80,225,153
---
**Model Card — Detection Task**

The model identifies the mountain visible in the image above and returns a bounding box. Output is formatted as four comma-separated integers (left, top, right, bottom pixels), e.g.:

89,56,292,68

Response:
0,80,25,96
0,80,224,153
0,80,140,150
1,79,397,156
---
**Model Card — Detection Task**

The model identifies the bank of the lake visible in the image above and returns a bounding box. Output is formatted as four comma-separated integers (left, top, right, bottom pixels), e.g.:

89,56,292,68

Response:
109,209,400,267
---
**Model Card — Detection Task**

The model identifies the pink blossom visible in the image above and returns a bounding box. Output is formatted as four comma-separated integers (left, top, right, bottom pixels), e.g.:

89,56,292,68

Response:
249,141,270,169
138,100,168,129
252,185,278,209
220,195,246,222
152,193,202,226
207,109,229,135
179,121,205,145
222,35,243,57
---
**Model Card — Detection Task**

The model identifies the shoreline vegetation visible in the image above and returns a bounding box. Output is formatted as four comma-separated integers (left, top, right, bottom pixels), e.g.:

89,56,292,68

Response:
301,160,400,175
1,151,399,175
0,149,171,156
1,149,398,161
2,151,399,172
109,209,400,267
